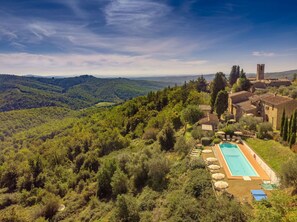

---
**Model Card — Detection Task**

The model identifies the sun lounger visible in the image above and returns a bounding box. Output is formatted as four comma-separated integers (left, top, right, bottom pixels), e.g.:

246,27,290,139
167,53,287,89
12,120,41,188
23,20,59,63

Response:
251,190,267,201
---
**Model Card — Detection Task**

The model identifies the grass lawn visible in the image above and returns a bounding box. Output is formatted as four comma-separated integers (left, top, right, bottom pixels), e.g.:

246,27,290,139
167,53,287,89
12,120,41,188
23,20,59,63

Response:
245,138,295,173
96,102,116,107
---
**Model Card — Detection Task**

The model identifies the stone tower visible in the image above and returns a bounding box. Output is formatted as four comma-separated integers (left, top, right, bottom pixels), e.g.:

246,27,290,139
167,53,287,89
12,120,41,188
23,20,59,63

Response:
257,64,265,80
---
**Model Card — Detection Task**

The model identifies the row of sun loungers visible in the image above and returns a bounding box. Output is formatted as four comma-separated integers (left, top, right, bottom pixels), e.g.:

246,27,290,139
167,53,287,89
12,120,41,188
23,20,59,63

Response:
221,135,242,143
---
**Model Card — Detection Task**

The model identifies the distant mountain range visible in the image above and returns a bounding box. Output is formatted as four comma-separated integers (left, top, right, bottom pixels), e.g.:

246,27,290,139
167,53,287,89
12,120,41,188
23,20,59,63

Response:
0,75,168,112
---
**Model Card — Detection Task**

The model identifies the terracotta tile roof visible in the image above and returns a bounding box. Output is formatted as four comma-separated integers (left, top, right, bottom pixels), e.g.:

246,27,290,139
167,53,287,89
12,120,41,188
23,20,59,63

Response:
198,114,219,125
229,91,253,104
235,100,257,112
260,93,295,106
229,91,253,98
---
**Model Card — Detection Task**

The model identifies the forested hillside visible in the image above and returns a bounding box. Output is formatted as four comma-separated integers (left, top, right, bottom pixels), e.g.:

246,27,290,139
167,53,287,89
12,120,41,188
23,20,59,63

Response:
0,75,295,221
0,75,168,111
0,78,248,221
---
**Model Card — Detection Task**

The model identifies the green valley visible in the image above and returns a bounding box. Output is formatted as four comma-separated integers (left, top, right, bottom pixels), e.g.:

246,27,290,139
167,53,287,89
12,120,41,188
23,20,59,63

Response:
0,75,168,112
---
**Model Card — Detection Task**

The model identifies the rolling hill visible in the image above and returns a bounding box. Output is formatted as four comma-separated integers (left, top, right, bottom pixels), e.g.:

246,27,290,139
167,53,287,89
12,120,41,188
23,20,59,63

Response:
0,75,168,112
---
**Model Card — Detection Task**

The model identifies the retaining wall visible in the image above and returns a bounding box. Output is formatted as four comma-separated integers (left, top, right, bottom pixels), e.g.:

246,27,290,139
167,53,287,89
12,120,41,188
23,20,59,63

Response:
242,141,280,184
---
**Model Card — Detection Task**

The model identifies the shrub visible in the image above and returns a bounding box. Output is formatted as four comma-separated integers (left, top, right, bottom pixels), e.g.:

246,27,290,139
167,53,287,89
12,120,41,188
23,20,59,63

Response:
148,156,169,191
184,169,212,198
174,136,191,156
158,122,176,151
191,125,214,140
201,137,212,146
142,128,159,140
114,194,140,222
189,157,206,170
280,156,297,191
181,105,203,125
213,138,221,144
39,195,60,220
111,169,129,197
257,122,273,139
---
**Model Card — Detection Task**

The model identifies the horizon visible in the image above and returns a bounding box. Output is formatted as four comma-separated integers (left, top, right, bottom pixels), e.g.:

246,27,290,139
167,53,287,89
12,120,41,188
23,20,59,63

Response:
1,0,297,76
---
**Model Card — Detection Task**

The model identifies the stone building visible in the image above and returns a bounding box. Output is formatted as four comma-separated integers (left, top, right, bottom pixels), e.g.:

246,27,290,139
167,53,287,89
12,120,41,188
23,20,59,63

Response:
228,91,297,130
250,64,292,89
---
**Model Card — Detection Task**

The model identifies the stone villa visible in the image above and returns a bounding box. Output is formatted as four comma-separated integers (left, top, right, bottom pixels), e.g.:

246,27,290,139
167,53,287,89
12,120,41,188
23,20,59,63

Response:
229,91,297,130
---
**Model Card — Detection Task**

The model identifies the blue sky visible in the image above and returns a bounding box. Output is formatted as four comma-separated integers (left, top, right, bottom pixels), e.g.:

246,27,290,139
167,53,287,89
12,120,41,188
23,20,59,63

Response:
0,0,297,76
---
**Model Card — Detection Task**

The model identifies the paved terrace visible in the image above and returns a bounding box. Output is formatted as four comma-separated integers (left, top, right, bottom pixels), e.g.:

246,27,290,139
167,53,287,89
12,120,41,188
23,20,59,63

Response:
202,145,271,203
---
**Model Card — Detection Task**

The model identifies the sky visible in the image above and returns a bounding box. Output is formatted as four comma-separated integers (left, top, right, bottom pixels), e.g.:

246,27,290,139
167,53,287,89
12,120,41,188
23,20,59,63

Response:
0,0,297,77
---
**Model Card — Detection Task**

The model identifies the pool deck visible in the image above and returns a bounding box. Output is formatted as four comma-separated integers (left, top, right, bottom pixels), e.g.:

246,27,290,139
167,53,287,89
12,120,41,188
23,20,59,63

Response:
201,144,271,203
214,143,270,180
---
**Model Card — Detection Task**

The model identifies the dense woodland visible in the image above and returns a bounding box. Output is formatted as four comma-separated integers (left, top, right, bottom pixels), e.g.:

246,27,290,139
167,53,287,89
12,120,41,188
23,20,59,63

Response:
0,75,168,112
0,74,296,221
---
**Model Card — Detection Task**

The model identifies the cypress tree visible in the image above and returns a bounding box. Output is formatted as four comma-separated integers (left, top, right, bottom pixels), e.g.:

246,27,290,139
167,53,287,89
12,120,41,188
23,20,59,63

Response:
215,90,228,119
289,111,297,147
211,72,227,111
229,66,237,86
288,114,293,142
283,118,289,141
280,109,286,137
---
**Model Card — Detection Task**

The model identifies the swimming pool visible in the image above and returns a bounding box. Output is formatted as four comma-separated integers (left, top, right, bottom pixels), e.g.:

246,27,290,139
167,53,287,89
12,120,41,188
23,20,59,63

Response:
219,143,258,177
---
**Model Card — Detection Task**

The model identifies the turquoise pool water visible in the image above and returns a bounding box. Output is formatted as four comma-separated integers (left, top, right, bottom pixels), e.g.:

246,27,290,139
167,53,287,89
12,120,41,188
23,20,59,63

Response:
219,143,258,176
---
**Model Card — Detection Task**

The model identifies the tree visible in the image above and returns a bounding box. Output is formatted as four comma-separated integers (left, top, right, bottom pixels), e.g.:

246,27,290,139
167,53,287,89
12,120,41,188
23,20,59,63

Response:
174,136,191,156
158,122,176,151
229,65,240,86
280,156,297,191
214,90,228,119
114,194,140,222
237,77,251,91
210,72,227,111
293,73,297,82
111,169,129,197
289,111,297,147
181,105,203,125
283,118,289,141
280,109,286,137
97,160,117,199
257,122,273,139
239,68,246,78
196,75,208,92
148,156,169,191
184,169,212,198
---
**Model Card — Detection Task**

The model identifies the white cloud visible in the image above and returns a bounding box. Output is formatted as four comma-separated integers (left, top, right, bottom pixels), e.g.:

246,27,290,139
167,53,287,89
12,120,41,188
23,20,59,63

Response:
0,53,208,76
252,51,275,57
104,0,171,32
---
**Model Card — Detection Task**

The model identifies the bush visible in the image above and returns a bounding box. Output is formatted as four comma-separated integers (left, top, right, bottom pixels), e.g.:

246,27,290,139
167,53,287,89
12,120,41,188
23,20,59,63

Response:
142,128,159,141
181,105,203,124
191,125,214,140
189,157,206,170
280,156,297,191
201,137,212,146
174,136,191,156
184,169,212,198
213,138,221,144
114,194,140,222
39,194,60,220
148,156,169,191
257,122,273,139
111,169,129,197
158,122,176,151
239,116,262,132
